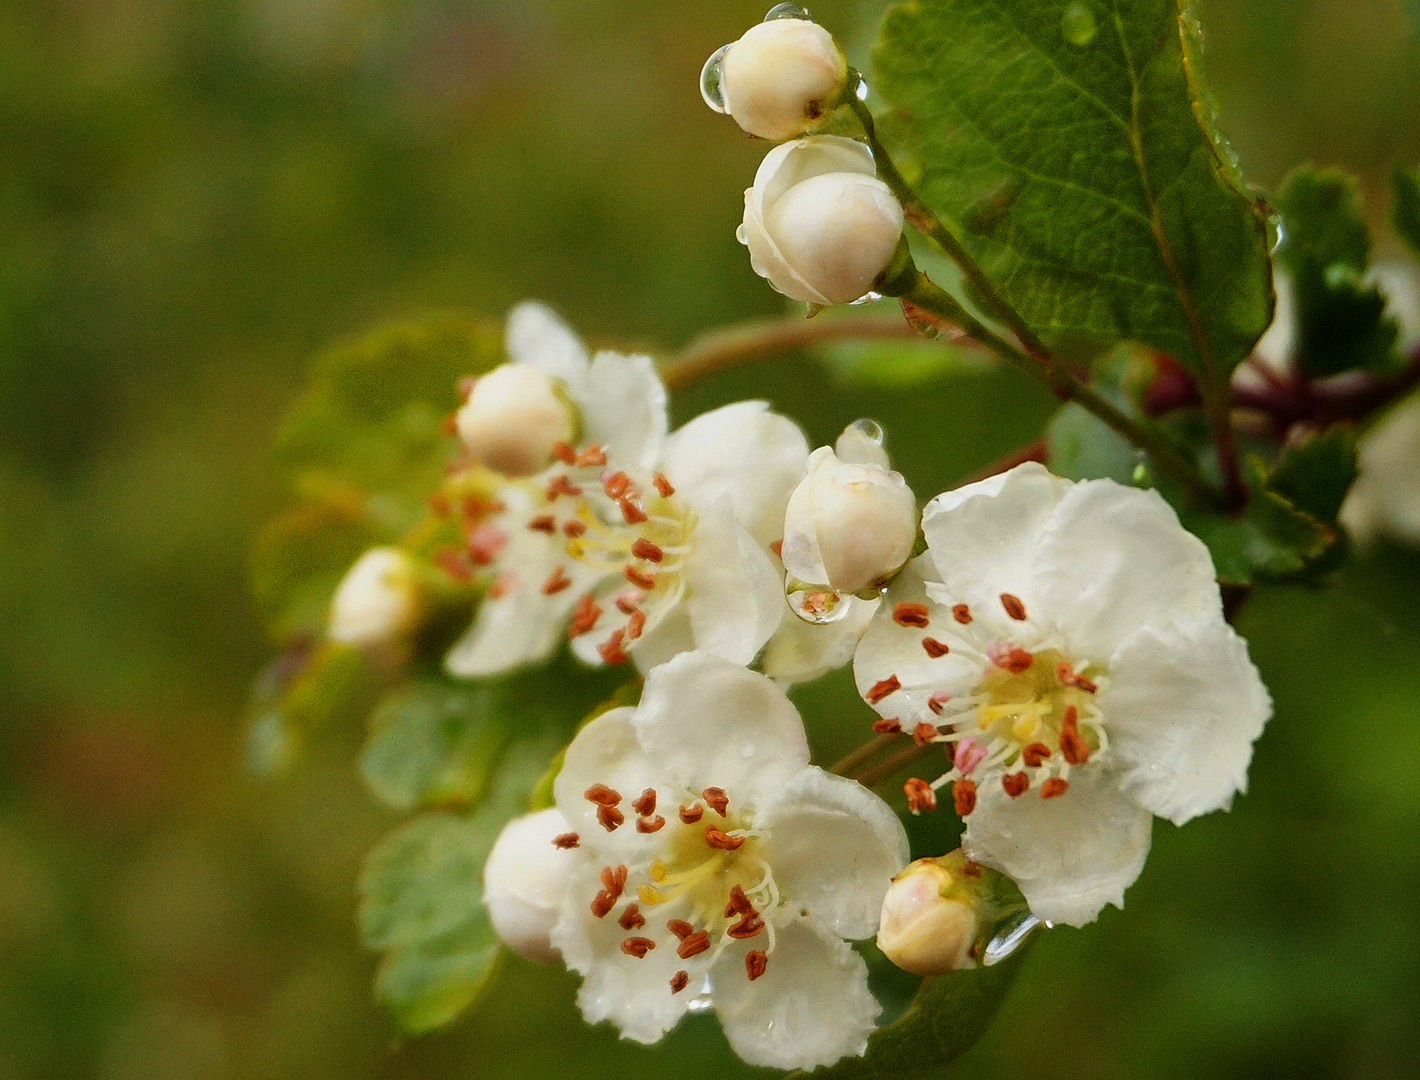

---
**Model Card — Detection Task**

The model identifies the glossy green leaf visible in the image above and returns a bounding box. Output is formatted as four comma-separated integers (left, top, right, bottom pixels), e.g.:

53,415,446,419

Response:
873,0,1273,386
1394,165,1420,259
1267,425,1358,527
1274,167,1398,377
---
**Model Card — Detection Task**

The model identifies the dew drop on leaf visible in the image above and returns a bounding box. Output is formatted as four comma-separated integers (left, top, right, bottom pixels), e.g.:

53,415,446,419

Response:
1061,2,1098,47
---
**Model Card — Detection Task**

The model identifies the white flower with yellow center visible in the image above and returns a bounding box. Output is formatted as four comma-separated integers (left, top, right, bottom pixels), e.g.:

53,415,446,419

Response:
854,463,1272,926
444,303,809,678
546,651,908,1070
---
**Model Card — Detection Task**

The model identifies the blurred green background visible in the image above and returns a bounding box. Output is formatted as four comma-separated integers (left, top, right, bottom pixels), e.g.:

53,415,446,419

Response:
2,1,1420,1077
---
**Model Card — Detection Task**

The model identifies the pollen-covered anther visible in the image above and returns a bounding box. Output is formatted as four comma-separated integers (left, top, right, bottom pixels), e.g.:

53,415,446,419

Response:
635,814,666,833
705,827,745,851
598,629,630,666
585,784,621,806
542,567,573,595
702,788,730,817
1056,662,1098,694
724,884,754,918
563,519,588,538
995,645,1034,674
678,804,705,825
602,471,631,499
624,565,656,591
952,604,973,624
552,441,577,465
654,473,675,498
614,590,643,614
927,691,952,715
1002,772,1029,798
666,919,695,941
552,832,580,849
528,514,557,534
545,474,582,500
619,905,646,931
670,970,690,994
893,603,931,628
904,777,937,814
913,722,939,747
953,779,978,816
922,637,950,658
1060,705,1091,765
872,718,903,734
727,913,765,939
597,804,625,831
1021,742,1052,767
626,609,647,641
601,865,628,894
632,789,657,816
575,446,607,468
1041,778,1070,800
746,950,768,981
1000,593,1028,621
590,892,617,919
620,499,648,525
867,675,902,705
568,594,602,638
677,931,712,959
621,937,656,958
631,538,664,563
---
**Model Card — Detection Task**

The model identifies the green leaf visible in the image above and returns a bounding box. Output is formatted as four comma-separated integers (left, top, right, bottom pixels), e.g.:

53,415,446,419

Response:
1394,165,1420,260
788,942,1034,1080
873,0,1273,387
1267,425,1358,527
1047,402,1142,485
373,919,504,1034
1274,167,1398,377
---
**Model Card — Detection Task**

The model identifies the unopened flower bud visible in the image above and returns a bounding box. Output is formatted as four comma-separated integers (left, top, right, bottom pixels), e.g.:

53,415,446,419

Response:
781,443,917,595
483,808,577,963
717,18,847,142
328,547,420,648
740,136,905,306
456,363,575,477
877,855,981,976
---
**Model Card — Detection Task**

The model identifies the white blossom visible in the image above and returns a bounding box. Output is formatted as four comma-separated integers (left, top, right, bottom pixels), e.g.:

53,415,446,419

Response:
327,547,420,648
717,18,847,142
740,136,904,307
546,651,909,1070
854,463,1271,926
444,304,808,678
483,808,579,963
456,363,575,478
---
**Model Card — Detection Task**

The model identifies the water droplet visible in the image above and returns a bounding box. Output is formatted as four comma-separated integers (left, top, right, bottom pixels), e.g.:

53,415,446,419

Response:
1060,2,1097,46
849,290,884,306
735,223,748,245
685,988,715,1013
847,418,885,445
855,75,870,101
788,583,851,624
983,910,1044,965
700,44,730,113
764,3,812,21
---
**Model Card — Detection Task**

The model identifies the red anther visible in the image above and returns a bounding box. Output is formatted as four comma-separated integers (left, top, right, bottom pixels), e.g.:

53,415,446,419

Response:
724,885,753,918
552,832,580,849
602,471,631,499
461,494,505,520
624,565,656,591
429,492,451,517
866,675,902,705
626,608,647,641
542,566,573,595
1002,772,1029,798
1021,742,1052,767
621,937,656,958
913,722,939,747
620,499,648,525
745,950,768,981
705,828,744,851
953,779,978,817
585,784,621,806
488,571,515,598
904,778,937,814
922,637,951,658
435,549,474,582
469,525,509,566
701,788,730,817
670,970,690,994
1041,778,1070,800
677,931,711,959
636,815,666,833
619,905,645,931
598,629,630,666
1057,663,1097,693
769,539,783,558
601,865,628,894
528,515,557,534
631,538,664,563
441,412,459,435
666,919,695,941
679,804,704,824
927,691,952,714
727,914,765,940
872,718,903,734
654,473,676,498
614,589,643,614
563,518,588,538
1060,726,1090,766
893,603,931,628
1000,593,1028,621
552,441,578,465
545,474,583,500
633,789,657,816
568,594,603,639
590,891,616,918
952,604,973,624
997,646,1035,674
597,804,625,831
576,446,607,467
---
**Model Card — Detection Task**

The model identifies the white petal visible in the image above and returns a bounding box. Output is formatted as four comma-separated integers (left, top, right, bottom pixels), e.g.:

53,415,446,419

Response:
580,351,668,472
632,652,809,804
444,570,586,677
712,919,879,1071
505,301,589,393
661,401,809,547
552,709,664,860
963,768,1152,927
684,502,785,666
483,808,576,963
1101,619,1271,826
1342,391,1420,545
1036,478,1222,660
762,594,877,686
758,769,909,940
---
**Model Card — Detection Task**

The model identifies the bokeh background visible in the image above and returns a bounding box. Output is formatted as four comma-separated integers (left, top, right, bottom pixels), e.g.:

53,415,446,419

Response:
3,1,1420,1078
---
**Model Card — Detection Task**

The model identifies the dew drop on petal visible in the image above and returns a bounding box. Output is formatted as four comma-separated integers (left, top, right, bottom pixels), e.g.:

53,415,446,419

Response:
735,223,749,245
1060,2,1098,46
847,418,885,446
983,910,1044,965
764,2,812,21
788,583,852,624
700,44,731,113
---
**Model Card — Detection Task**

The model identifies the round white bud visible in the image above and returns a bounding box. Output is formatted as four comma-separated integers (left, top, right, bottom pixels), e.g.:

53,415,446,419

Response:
327,547,420,648
456,363,574,478
482,808,577,963
781,445,917,594
720,19,847,142
877,858,979,976
740,136,905,306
